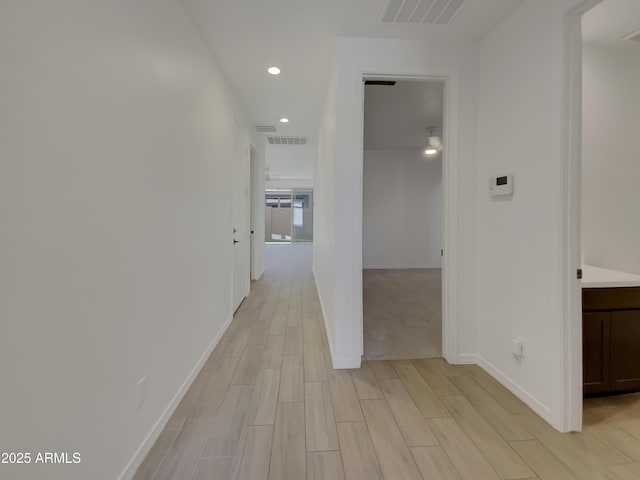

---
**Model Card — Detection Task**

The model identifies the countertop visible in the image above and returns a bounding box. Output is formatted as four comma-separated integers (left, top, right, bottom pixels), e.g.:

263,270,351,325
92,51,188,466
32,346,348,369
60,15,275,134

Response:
582,265,640,288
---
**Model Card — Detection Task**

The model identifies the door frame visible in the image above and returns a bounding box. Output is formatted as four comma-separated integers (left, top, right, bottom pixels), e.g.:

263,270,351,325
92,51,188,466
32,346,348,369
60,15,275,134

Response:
358,72,459,363
562,0,604,432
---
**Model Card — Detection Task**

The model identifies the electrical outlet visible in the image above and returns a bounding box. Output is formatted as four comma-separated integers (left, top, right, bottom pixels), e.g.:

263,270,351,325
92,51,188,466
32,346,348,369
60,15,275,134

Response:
136,376,147,409
511,339,524,359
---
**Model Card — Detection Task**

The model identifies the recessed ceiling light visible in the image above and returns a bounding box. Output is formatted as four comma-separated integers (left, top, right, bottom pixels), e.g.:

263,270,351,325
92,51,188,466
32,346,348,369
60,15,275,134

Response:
267,66,281,75
279,118,289,123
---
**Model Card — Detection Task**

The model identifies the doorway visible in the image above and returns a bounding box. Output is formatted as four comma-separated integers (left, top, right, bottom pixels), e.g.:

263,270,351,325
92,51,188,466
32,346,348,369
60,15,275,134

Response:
265,188,313,244
362,79,445,360
232,118,251,312
580,0,640,412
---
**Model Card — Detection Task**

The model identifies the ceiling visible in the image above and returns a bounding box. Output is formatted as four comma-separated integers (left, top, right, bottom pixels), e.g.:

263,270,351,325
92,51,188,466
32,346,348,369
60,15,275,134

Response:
364,80,443,150
583,0,640,48
182,0,525,143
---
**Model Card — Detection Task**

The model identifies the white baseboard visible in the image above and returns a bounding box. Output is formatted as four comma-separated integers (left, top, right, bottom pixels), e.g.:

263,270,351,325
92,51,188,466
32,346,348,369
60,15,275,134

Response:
312,267,361,370
455,353,479,364
474,354,553,426
252,265,265,281
118,312,234,480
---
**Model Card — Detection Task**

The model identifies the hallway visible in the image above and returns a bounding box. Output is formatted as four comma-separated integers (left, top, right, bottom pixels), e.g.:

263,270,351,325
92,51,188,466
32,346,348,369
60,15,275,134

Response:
134,245,640,480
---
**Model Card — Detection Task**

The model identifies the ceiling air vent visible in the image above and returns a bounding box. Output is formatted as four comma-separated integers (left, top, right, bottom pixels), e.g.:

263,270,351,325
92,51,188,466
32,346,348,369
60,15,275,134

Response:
267,136,307,145
256,124,277,133
623,29,640,42
381,0,465,25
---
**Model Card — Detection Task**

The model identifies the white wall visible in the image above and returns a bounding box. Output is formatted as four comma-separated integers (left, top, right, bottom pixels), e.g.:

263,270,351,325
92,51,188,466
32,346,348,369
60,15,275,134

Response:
0,1,264,479
583,45,640,274
266,178,314,189
314,36,479,367
363,150,442,269
314,62,338,355
475,0,585,430
266,143,315,184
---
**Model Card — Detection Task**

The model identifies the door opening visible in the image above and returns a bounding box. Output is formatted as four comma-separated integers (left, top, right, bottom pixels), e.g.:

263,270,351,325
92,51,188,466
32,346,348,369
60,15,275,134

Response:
362,78,445,361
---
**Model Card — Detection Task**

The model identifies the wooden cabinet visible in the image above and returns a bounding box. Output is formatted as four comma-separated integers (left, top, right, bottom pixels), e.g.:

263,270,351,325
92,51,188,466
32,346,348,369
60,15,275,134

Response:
583,287,640,396
582,312,610,395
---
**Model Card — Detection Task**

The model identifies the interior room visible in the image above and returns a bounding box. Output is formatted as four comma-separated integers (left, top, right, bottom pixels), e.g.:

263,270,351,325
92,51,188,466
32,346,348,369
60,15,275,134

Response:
9,1,640,479
362,80,444,360
581,0,640,431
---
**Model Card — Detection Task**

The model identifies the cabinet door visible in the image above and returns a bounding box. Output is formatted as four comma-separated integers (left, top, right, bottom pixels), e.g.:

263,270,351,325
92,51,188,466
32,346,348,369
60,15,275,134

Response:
610,310,640,393
583,312,610,395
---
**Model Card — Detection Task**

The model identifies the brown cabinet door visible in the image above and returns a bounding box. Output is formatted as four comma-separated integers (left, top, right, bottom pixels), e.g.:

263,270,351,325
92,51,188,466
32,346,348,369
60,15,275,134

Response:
610,310,640,393
583,312,610,395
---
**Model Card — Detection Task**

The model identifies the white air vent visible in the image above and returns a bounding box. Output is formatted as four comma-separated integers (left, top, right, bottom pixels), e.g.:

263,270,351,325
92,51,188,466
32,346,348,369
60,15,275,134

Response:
256,124,277,133
623,29,640,42
267,136,307,145
381,0,465,24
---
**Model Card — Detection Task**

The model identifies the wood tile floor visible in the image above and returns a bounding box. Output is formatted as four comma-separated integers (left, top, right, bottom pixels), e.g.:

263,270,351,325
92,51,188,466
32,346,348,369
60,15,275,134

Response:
363,268,442,360
134,245,640,480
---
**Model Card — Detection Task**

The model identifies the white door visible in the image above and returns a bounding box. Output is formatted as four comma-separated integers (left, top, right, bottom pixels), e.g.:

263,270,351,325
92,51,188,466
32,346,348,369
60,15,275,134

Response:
232,119,250,312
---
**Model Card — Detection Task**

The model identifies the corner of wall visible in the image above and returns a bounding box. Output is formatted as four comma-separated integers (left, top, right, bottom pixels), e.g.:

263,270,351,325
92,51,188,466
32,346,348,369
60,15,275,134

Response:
312,266,361,370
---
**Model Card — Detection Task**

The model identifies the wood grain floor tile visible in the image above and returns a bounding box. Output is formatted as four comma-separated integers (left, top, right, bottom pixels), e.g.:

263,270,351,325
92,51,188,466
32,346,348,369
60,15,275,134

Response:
247,368,280,425
449,374,534,441
368,360,399,381
270,312,288,336
232,345,265,385
284,326,303,355
441,395,535,479
509,440,581,480
411,445,463,480
202,385,253,457
428,417,500,480
379,379,438,446
393,362,450,418
351,363,383,400
328,370,363,422
280,354,304,402
305,382,339,451
336,422,384,480
307,451,345,480
191,456,238,480
413,358,461,396
304,343,327,381
360,399,423,480
236,425,273,480
269,402,306,480
261,335,285,369
463,365,531,415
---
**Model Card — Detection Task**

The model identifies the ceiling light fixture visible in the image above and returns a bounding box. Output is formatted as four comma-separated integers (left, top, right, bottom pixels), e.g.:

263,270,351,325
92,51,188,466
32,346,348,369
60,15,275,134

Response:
279,118,289,123
267,66,281,75
424,126,443,157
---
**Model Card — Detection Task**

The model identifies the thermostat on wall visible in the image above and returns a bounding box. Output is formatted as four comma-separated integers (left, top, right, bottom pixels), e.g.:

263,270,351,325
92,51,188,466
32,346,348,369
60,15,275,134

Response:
490,174,514,196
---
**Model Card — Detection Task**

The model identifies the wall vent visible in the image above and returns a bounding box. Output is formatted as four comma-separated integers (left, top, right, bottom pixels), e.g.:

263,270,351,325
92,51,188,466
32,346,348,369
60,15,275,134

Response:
380,0,465,25
267,136,307,145
623,29,640,42
256,124,277,133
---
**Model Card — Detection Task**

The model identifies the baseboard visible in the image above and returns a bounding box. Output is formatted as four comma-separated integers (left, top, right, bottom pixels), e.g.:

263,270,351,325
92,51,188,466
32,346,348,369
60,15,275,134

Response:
474,354,554,426
312,267,361,370
252,265,265,281
455,353,479,365
117,312,234,480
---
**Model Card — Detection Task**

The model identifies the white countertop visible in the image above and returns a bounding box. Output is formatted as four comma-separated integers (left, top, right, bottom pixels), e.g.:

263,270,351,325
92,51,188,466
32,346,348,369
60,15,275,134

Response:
582,265,640,288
